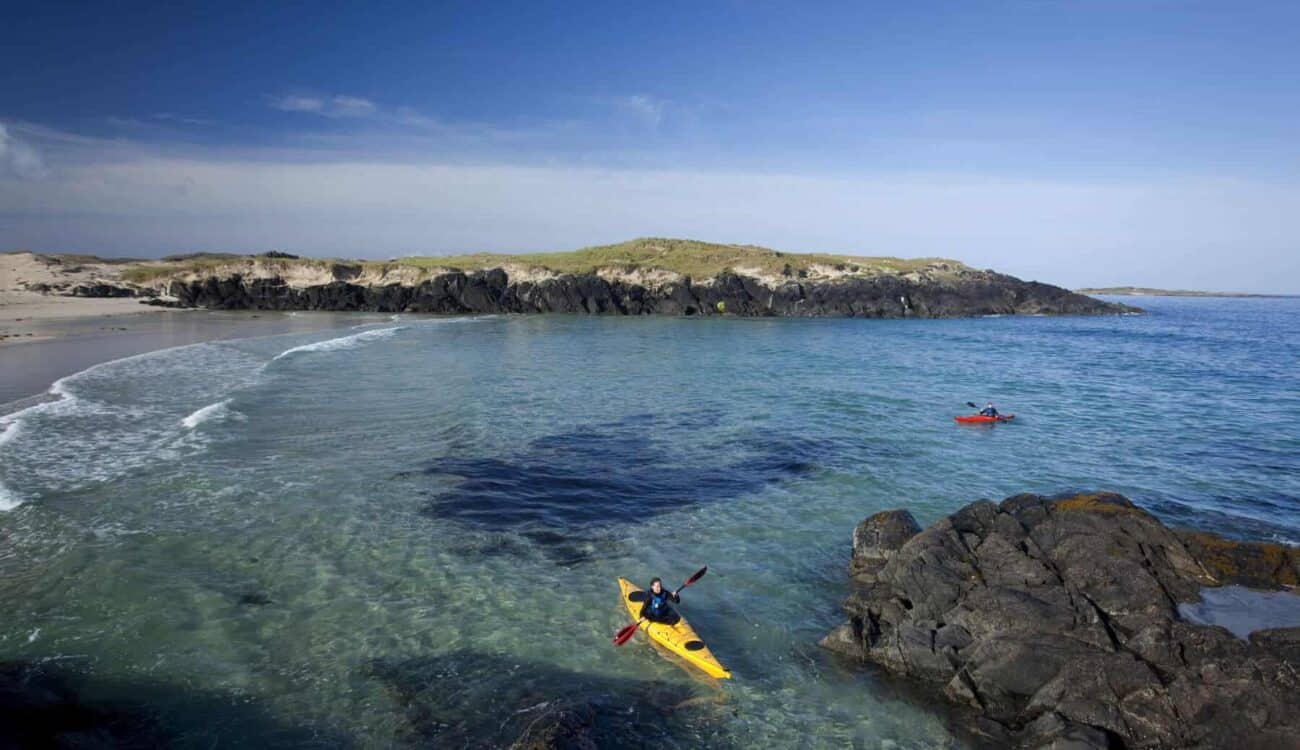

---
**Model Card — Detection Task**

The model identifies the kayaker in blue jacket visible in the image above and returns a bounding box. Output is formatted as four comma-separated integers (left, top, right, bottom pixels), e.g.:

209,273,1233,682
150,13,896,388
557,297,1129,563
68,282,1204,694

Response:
979,402,999,417
639,577,681,624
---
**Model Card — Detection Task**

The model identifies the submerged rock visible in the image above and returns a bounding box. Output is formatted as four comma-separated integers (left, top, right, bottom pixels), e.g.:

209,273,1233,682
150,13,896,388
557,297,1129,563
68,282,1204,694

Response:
821,492,1300,749
0,661,166,748
238,591,272,606
365,651,727,748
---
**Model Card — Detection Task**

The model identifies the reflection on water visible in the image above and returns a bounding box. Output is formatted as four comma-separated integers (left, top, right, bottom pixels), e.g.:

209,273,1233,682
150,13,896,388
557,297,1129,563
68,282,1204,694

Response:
1179,586,1300,639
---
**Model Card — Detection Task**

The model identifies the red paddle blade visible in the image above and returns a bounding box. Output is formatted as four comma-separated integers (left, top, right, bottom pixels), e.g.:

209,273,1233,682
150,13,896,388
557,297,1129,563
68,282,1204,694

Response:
612,622,639,645
680,566,707,590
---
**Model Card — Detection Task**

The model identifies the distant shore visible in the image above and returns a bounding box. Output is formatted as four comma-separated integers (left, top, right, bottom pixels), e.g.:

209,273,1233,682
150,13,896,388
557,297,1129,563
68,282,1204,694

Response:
1079,286,1297,298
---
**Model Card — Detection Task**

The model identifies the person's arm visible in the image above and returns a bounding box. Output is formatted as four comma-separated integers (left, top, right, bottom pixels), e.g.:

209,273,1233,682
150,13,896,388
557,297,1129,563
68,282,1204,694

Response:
639,599,650,620
669,591,681,604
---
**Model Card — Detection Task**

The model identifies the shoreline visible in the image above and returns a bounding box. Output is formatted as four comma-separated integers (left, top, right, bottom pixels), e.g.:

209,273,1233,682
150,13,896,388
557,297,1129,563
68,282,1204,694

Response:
1081,288,1298,299
0,292,170,345
0,306,386,407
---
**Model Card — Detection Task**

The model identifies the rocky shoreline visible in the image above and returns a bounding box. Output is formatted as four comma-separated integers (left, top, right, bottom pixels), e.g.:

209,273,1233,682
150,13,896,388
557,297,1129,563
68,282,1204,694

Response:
820,492,1300,749
6,247,1138,318
145,267,1130,318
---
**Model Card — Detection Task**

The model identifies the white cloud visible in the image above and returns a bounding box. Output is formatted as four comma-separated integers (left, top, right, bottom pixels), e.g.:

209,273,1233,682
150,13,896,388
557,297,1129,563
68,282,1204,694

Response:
1,144,1297,292
615,94,666,127
0,122,47,178
267,94,325,113
266,93,377,118
2,120,1297,292
329,96,377,118
152,112,212,126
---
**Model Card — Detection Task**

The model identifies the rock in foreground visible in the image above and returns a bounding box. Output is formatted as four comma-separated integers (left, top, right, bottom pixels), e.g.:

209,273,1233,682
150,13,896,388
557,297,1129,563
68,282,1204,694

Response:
821,492,1300,749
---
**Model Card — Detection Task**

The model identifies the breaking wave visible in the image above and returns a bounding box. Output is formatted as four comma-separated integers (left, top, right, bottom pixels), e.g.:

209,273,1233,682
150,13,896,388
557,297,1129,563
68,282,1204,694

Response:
271,326,404,360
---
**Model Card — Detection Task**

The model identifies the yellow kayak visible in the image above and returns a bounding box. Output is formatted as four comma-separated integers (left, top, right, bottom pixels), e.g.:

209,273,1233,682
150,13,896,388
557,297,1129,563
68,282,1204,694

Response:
617,577,731,679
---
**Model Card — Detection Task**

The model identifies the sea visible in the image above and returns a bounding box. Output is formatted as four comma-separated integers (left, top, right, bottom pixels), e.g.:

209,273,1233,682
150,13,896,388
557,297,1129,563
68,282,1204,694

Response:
1,296,1298,747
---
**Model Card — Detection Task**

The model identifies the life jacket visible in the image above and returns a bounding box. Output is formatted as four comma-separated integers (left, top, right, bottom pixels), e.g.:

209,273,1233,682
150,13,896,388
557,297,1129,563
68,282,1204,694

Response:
646,590,673,617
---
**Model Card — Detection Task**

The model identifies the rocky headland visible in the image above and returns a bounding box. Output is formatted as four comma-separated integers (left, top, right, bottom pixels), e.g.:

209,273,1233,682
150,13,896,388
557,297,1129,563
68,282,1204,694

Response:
4,239,1137,318
821,492,1300,749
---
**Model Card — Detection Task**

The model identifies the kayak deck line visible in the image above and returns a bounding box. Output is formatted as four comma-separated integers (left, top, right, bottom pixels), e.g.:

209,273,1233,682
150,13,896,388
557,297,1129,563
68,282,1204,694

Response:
617,577,731,679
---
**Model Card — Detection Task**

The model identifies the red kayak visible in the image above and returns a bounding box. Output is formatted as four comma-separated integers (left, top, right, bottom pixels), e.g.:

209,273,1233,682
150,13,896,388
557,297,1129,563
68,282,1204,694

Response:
954,414,1015,424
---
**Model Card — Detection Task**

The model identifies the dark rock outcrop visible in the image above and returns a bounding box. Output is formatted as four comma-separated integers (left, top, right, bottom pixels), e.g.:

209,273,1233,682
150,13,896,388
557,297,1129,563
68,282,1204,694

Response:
69,282,137,298
821,492,1300,749
159,268,1135,318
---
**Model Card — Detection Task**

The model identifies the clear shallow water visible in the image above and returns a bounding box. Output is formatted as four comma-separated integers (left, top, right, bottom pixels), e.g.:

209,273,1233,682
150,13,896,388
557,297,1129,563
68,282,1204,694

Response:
1,298,1298,747
1179,586,1300,640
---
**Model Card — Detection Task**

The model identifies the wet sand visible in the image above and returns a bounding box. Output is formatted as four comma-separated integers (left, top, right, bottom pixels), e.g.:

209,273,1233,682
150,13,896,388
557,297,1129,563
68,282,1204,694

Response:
0,309,386,407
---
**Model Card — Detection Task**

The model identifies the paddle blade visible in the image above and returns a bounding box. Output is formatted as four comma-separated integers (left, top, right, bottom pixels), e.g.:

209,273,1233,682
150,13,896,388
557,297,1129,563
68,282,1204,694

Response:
679,566,708,590
612,622,640,646
966,401,979,409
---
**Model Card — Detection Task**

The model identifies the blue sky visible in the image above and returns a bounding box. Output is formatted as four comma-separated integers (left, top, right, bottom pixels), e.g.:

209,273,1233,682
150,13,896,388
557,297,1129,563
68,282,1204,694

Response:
2,2,1299,291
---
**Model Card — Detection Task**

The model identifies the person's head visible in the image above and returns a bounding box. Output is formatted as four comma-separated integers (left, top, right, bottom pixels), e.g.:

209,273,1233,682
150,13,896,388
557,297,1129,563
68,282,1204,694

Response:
649,577,663,593
987,402,994,408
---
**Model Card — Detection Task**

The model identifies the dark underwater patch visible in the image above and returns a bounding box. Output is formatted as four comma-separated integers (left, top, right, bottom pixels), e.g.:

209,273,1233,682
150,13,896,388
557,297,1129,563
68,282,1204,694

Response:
0,660,345,748
365,650,730,748
411,416,834,547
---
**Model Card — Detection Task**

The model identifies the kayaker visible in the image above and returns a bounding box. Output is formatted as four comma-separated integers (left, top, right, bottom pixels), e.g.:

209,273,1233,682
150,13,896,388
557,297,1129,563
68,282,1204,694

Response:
639,577,681,624
979,402,1000,417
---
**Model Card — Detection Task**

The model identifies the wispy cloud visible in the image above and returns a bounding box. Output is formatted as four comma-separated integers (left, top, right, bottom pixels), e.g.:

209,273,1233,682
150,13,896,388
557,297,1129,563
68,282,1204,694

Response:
152,112,212,126
266,93,378,118
0,122,47,178
615,94,666,127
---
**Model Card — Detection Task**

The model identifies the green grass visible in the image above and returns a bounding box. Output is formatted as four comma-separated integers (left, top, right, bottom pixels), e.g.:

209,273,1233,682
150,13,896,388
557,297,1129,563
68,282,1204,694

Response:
116,238,965,283
403,238,961,278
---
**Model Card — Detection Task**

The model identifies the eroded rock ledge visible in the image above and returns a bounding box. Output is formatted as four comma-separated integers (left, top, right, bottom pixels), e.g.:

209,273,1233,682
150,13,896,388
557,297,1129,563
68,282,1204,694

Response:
149,268,1131,318
820,492,1300,749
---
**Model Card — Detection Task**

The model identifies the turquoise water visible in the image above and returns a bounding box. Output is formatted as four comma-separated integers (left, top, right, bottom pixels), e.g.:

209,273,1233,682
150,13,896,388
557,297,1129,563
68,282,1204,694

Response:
1,298,1298,747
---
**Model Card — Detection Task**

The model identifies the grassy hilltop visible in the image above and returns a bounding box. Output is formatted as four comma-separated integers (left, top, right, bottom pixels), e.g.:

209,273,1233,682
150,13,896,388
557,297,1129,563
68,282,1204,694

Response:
117,238,966,284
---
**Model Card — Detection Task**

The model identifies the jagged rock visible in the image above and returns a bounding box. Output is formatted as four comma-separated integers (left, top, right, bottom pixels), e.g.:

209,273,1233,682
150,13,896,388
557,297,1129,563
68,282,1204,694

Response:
821,492,1300,749
69,282,136,298
849,509,921,581
159,267,1133,318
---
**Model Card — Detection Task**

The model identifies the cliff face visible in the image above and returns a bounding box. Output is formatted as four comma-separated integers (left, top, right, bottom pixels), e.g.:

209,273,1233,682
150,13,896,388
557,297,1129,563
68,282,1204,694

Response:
152,267,1132,318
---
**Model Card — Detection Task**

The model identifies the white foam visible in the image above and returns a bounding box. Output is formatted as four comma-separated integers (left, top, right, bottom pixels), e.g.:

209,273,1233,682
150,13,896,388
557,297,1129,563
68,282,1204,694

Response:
181,399,237,429
272,326,404,360
0,419,23,510
0,419,20,447
0,483,19,511
0,341,266,497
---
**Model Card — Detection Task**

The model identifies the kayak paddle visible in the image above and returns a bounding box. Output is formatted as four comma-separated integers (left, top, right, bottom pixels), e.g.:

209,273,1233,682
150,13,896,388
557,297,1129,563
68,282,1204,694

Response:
612,566,708,646
966,401,979,409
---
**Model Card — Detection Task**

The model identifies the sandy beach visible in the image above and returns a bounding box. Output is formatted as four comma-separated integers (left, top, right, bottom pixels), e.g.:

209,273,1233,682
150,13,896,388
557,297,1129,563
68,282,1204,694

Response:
0,303,384,407
1,251,163,343
0,291,168,343
0,252,387,405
